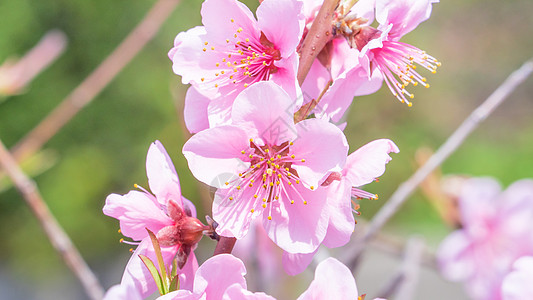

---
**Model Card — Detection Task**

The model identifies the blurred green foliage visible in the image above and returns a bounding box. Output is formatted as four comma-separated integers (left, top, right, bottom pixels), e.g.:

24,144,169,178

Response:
0,0,532,298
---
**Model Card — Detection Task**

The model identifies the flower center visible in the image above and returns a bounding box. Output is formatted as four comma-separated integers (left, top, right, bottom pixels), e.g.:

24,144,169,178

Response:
222,139,314,220
201,19,281,89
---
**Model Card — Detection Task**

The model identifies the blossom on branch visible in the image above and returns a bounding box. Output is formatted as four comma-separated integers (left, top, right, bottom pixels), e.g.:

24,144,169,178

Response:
183,81,348,254
437,178,533,300
169,0,304,132
283,139,399,275
103,141,208,298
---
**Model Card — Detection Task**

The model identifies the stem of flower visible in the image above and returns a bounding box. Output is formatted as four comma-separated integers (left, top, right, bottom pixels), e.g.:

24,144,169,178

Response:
296,0,339,86
213,236,237,255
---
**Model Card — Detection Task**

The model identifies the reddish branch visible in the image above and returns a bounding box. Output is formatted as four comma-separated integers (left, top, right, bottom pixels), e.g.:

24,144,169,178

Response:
0,139,105,300
296,0,339,85
213,236,238,255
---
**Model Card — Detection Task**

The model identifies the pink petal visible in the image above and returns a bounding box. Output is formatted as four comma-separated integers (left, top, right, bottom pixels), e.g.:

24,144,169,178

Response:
155,290,196,300
322,179,354,248
223,283,277,300
119,239,181,298
103,191,171,241
264,185,329,253
182,197,197,218
291,118,348,188
231,81,298,145
349,0,376,25
183,125,251,188
103,284,142,300
501,256,533,300
457,177,501,229
301,59,331,108
201,0,260,46
282,250,316,276
257,0,304,58
343,139,399,187
180,251,199,291
146,140,182,207
184,86,211,134
193,254,247,299
376,0,437,40
436,230,475,282
206,88,239,128
270,54,302,106
169,26,220,85
297,258,358,300
213,188,258,239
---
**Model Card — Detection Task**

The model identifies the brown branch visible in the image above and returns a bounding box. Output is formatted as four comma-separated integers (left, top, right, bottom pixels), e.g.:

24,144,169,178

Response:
344,58,533,267
213,236,237,255
296,0,339,85
0,139,104,300
10,0,182,163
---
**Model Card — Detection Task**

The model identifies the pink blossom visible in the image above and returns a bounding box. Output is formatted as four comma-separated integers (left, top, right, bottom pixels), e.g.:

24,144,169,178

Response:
103,141,204,298
297,257,385,300
156,254,275,300
183,81,348,254
437,178,533,300
501,256,533,300
283,139,399,275
302,0,440,122
169,0,304,132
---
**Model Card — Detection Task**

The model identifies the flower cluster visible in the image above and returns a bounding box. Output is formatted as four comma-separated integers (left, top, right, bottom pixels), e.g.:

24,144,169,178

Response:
103,0,446,298
437,178,533,300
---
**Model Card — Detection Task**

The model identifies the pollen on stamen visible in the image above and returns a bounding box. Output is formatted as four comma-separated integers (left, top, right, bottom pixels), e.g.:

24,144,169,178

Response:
250,209,255,213
262,204,267,208
301,159,306,162
290,200,295,204
303,201,308,205
229,196,234,200
118,228,121,233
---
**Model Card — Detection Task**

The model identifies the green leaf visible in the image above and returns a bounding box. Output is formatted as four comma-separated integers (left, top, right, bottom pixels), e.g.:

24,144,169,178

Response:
171,258,178,279
146,229,168,284
168,275,180,292
139,254,166,295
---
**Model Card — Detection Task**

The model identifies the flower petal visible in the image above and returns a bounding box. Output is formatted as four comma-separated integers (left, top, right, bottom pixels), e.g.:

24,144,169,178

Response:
103,191,171,241
501,256,533,300
213,187,258,239
376,0,437,40
297,258,358,300
322,178,354,248
183,125,251,188
291,118,348,188
184,86,211,134
231,81,298,145
282,250,316,276
257,0,304,58
193,254,247,299
201,0,260,46
223,283,277,300
263,185,329,253
342,139,399,187
436,230,475,282
146,140,182,207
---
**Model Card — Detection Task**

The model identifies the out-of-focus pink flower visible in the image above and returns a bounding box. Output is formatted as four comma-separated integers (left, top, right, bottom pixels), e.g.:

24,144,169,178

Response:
103,141,205,298
183,81,348,254
283,139,399,275
501,256,533,300
169,0,304,133
437,178,533,300
297,257,385,300
156,254,275,300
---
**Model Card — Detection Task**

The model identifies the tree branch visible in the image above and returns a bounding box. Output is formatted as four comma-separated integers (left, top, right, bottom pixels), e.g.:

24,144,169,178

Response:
0,139,104,300
10,0,182,164
213,236,237,255
345,58,533,267
297,0,338,85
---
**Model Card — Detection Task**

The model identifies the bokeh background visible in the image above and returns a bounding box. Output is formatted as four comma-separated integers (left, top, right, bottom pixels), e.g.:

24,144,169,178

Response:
0,0,532,299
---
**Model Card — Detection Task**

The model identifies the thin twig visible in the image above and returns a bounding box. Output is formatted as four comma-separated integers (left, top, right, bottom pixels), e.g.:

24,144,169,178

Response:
376,237,424,300
10,0,182,163
345,58,533,266
296,0,338,85
213,236,237,255
0,139,104,300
